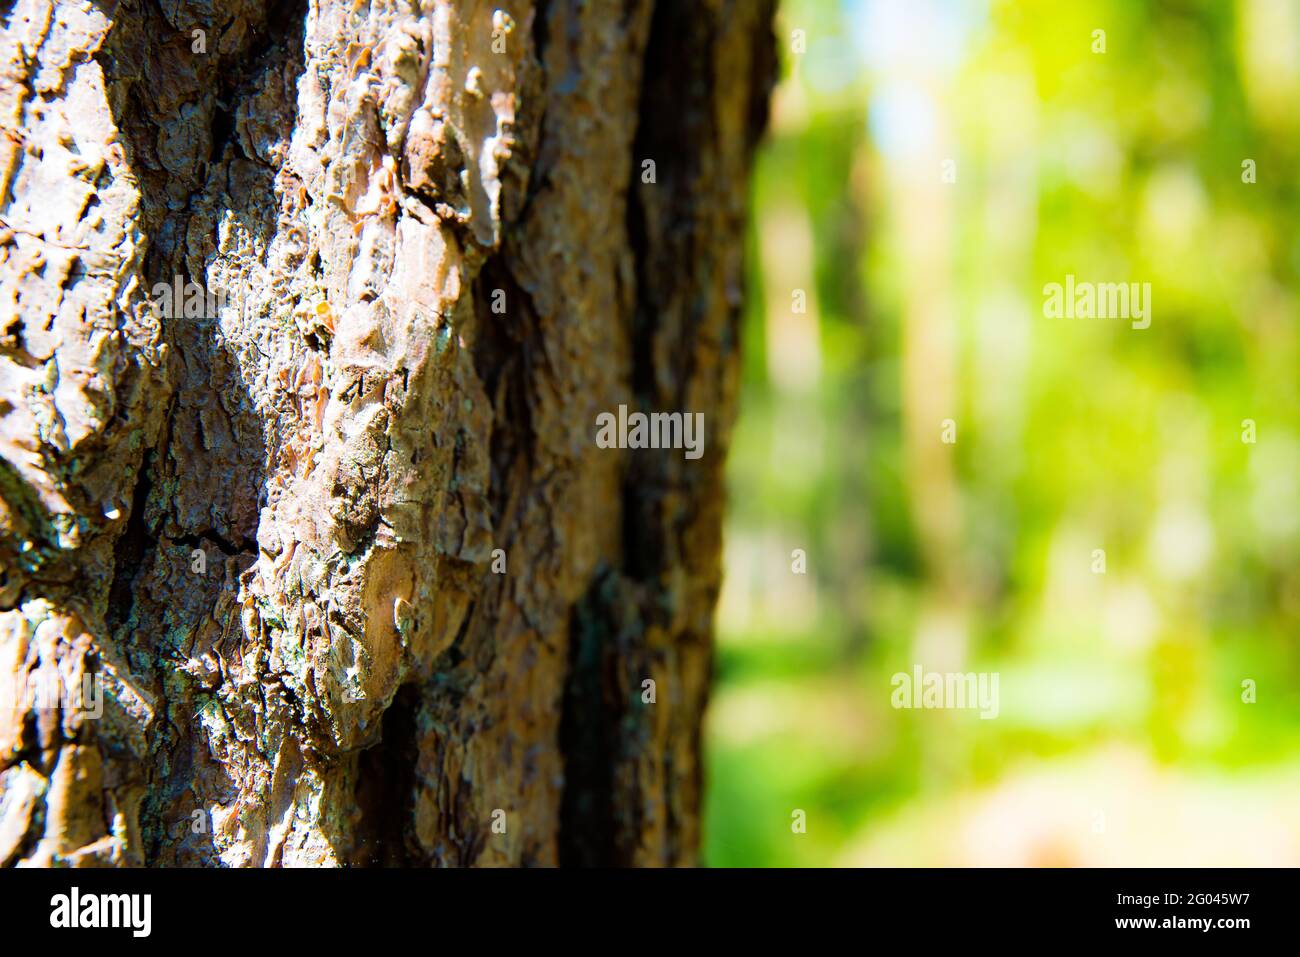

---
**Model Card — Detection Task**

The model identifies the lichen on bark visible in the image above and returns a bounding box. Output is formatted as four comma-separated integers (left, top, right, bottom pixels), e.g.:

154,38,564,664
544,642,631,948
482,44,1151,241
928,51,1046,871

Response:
0,0,775,867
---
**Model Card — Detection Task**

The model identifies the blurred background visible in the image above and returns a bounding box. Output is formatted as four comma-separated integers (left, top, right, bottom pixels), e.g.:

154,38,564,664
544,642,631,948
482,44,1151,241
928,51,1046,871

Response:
704,0,1300,866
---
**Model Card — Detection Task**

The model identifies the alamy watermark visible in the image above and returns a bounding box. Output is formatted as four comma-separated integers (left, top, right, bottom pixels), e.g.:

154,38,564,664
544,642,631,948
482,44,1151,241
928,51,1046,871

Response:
1043,274,1151,330
890,665,999,719
1,669,103,720
150,275,249,322
50,887,151,937
595,404,704,460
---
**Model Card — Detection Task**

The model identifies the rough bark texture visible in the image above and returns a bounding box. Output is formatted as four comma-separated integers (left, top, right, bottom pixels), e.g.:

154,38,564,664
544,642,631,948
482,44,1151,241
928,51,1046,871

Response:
0,0,775,867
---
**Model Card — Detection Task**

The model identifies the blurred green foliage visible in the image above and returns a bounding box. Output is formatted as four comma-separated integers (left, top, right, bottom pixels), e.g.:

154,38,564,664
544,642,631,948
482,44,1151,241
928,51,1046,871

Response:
706,0,1300,866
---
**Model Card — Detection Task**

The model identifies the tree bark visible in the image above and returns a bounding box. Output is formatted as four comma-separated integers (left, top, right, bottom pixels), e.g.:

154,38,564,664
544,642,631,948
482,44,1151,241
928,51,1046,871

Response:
0,0,775,867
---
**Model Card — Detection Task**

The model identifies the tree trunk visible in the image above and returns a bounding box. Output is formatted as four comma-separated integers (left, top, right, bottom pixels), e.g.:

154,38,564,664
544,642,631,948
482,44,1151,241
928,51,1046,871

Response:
0,0,775,867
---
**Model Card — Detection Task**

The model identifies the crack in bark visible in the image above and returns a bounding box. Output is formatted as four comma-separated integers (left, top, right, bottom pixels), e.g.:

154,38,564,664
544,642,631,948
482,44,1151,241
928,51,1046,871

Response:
353,683,421,866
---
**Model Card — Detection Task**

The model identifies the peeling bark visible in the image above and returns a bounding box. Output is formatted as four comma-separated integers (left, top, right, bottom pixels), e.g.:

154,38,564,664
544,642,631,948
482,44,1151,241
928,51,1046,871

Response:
0,0,775,867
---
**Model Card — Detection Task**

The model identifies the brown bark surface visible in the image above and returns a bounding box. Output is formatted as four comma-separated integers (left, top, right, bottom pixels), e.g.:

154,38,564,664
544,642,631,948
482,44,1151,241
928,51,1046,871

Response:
0,0,775,866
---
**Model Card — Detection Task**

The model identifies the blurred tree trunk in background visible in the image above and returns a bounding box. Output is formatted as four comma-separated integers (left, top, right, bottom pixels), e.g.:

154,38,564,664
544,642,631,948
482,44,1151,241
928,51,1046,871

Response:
0,0,775,866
